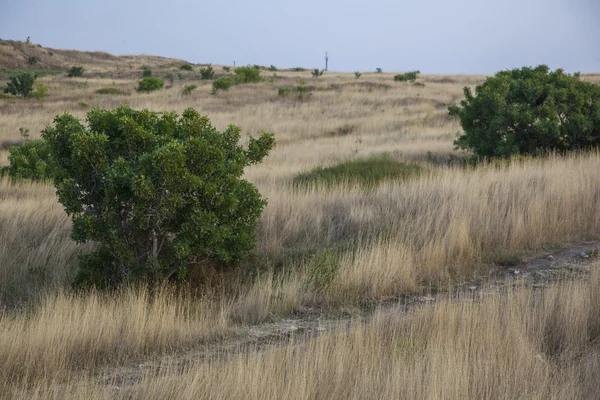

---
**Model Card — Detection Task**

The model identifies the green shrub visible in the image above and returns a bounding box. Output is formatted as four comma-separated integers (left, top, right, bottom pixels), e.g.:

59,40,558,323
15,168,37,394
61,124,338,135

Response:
212,76,235,93
312,68,324,78
4,72,35,97
32,83,48,100
179,64,193,71
223,66,230,73
293,155,423,188
268,65,278,72
27,56,38,65
355,71,362,79
394,71,420,82
1,139,54,181
67,66,84,77
234,66,262,83
199,65,214,80
376,68,383,73
449,65,600,158
142,67,152,77
291,67,305,72
137,77,164,92
296,80,310,100
95,87,130,95
41,105,275,288
182,84,198,95
278,87,290,97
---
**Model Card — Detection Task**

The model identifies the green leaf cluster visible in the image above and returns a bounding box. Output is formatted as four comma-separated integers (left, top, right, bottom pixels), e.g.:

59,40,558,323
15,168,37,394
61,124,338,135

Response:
67,66,84,77
1,140,54,181
137,77,164,92
449,65,600,158
4,72,35,97
41,106,275,288
394,71,420,82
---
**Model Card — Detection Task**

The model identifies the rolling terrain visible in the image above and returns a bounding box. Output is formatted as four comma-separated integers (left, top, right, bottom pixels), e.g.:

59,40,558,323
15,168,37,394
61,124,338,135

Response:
1,41,600,399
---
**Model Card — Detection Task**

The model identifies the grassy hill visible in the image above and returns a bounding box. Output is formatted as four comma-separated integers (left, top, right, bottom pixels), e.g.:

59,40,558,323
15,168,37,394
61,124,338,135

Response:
1,42,600,399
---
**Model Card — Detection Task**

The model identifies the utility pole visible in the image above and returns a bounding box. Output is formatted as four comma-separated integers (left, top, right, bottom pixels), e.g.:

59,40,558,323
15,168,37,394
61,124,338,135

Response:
325,52,328,71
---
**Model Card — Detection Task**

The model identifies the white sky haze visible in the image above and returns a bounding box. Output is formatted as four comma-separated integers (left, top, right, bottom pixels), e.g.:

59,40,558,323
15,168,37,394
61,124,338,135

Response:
1,0,598,73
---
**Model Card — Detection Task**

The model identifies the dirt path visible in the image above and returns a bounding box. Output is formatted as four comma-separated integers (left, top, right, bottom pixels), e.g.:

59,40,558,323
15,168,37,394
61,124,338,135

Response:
101,241,600,389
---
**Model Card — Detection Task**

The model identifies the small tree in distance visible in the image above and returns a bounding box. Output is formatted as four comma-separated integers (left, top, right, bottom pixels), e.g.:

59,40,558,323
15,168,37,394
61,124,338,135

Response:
449,65,600,158
4,72,36,97
67,66,84,77
42,106,275,288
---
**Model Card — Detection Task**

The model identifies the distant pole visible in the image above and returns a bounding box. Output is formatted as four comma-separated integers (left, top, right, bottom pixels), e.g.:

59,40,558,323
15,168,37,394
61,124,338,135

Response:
234,61,236,67
325,52,328,71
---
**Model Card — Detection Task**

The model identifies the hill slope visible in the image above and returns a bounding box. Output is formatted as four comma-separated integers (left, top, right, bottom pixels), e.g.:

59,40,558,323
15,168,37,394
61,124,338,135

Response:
0,39,189,71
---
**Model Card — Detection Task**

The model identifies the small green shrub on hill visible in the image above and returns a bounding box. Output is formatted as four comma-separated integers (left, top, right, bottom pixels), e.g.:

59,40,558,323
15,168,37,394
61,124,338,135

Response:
67,66,84,77
32,83,48,100
182,84,197,95
394,71,420,82
200,65,214,80
137,77,164,92
4,72,35,97
234,66,262,83
212,76,235,93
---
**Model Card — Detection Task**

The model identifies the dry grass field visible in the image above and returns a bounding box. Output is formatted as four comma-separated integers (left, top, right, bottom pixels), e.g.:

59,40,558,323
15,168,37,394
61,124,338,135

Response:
1,39,600,398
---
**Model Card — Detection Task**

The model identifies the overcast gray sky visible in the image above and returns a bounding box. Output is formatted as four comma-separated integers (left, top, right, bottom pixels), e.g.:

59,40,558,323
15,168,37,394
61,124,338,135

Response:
1,0,598,74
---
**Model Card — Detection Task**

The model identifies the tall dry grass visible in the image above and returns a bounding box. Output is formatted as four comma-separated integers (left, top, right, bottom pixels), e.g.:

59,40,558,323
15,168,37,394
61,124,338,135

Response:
1,153,599,390
1,54,600,397
8,264,600,399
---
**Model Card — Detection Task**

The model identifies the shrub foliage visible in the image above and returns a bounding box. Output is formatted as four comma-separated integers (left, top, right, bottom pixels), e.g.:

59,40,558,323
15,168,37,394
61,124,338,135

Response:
1,140,54,181
199,65,214,80
41,106,275,288
137,77,164,92
449,65,600,158
4,72,35,97
67,66,84,77
394,71,420,82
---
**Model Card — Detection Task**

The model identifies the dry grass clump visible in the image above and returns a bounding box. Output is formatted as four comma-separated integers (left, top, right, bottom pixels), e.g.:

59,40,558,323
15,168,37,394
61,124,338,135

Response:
10,265,600,399
0,287,231,389
0,179,79,308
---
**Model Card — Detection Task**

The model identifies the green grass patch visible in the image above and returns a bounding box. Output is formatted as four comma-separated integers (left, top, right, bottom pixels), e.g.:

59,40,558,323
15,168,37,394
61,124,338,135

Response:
293,155,424,188
0,68,63,80
95,87,130,95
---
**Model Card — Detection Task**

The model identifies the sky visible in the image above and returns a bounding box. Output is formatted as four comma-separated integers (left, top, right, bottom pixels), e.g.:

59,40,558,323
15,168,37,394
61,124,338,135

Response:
0,0,598,74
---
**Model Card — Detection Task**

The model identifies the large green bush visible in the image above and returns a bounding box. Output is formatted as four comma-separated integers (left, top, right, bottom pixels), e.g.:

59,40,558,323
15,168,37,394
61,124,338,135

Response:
1,140,54,181
137,77,164,92
4,72,35,97
449,65,600,158
42,106,275,288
